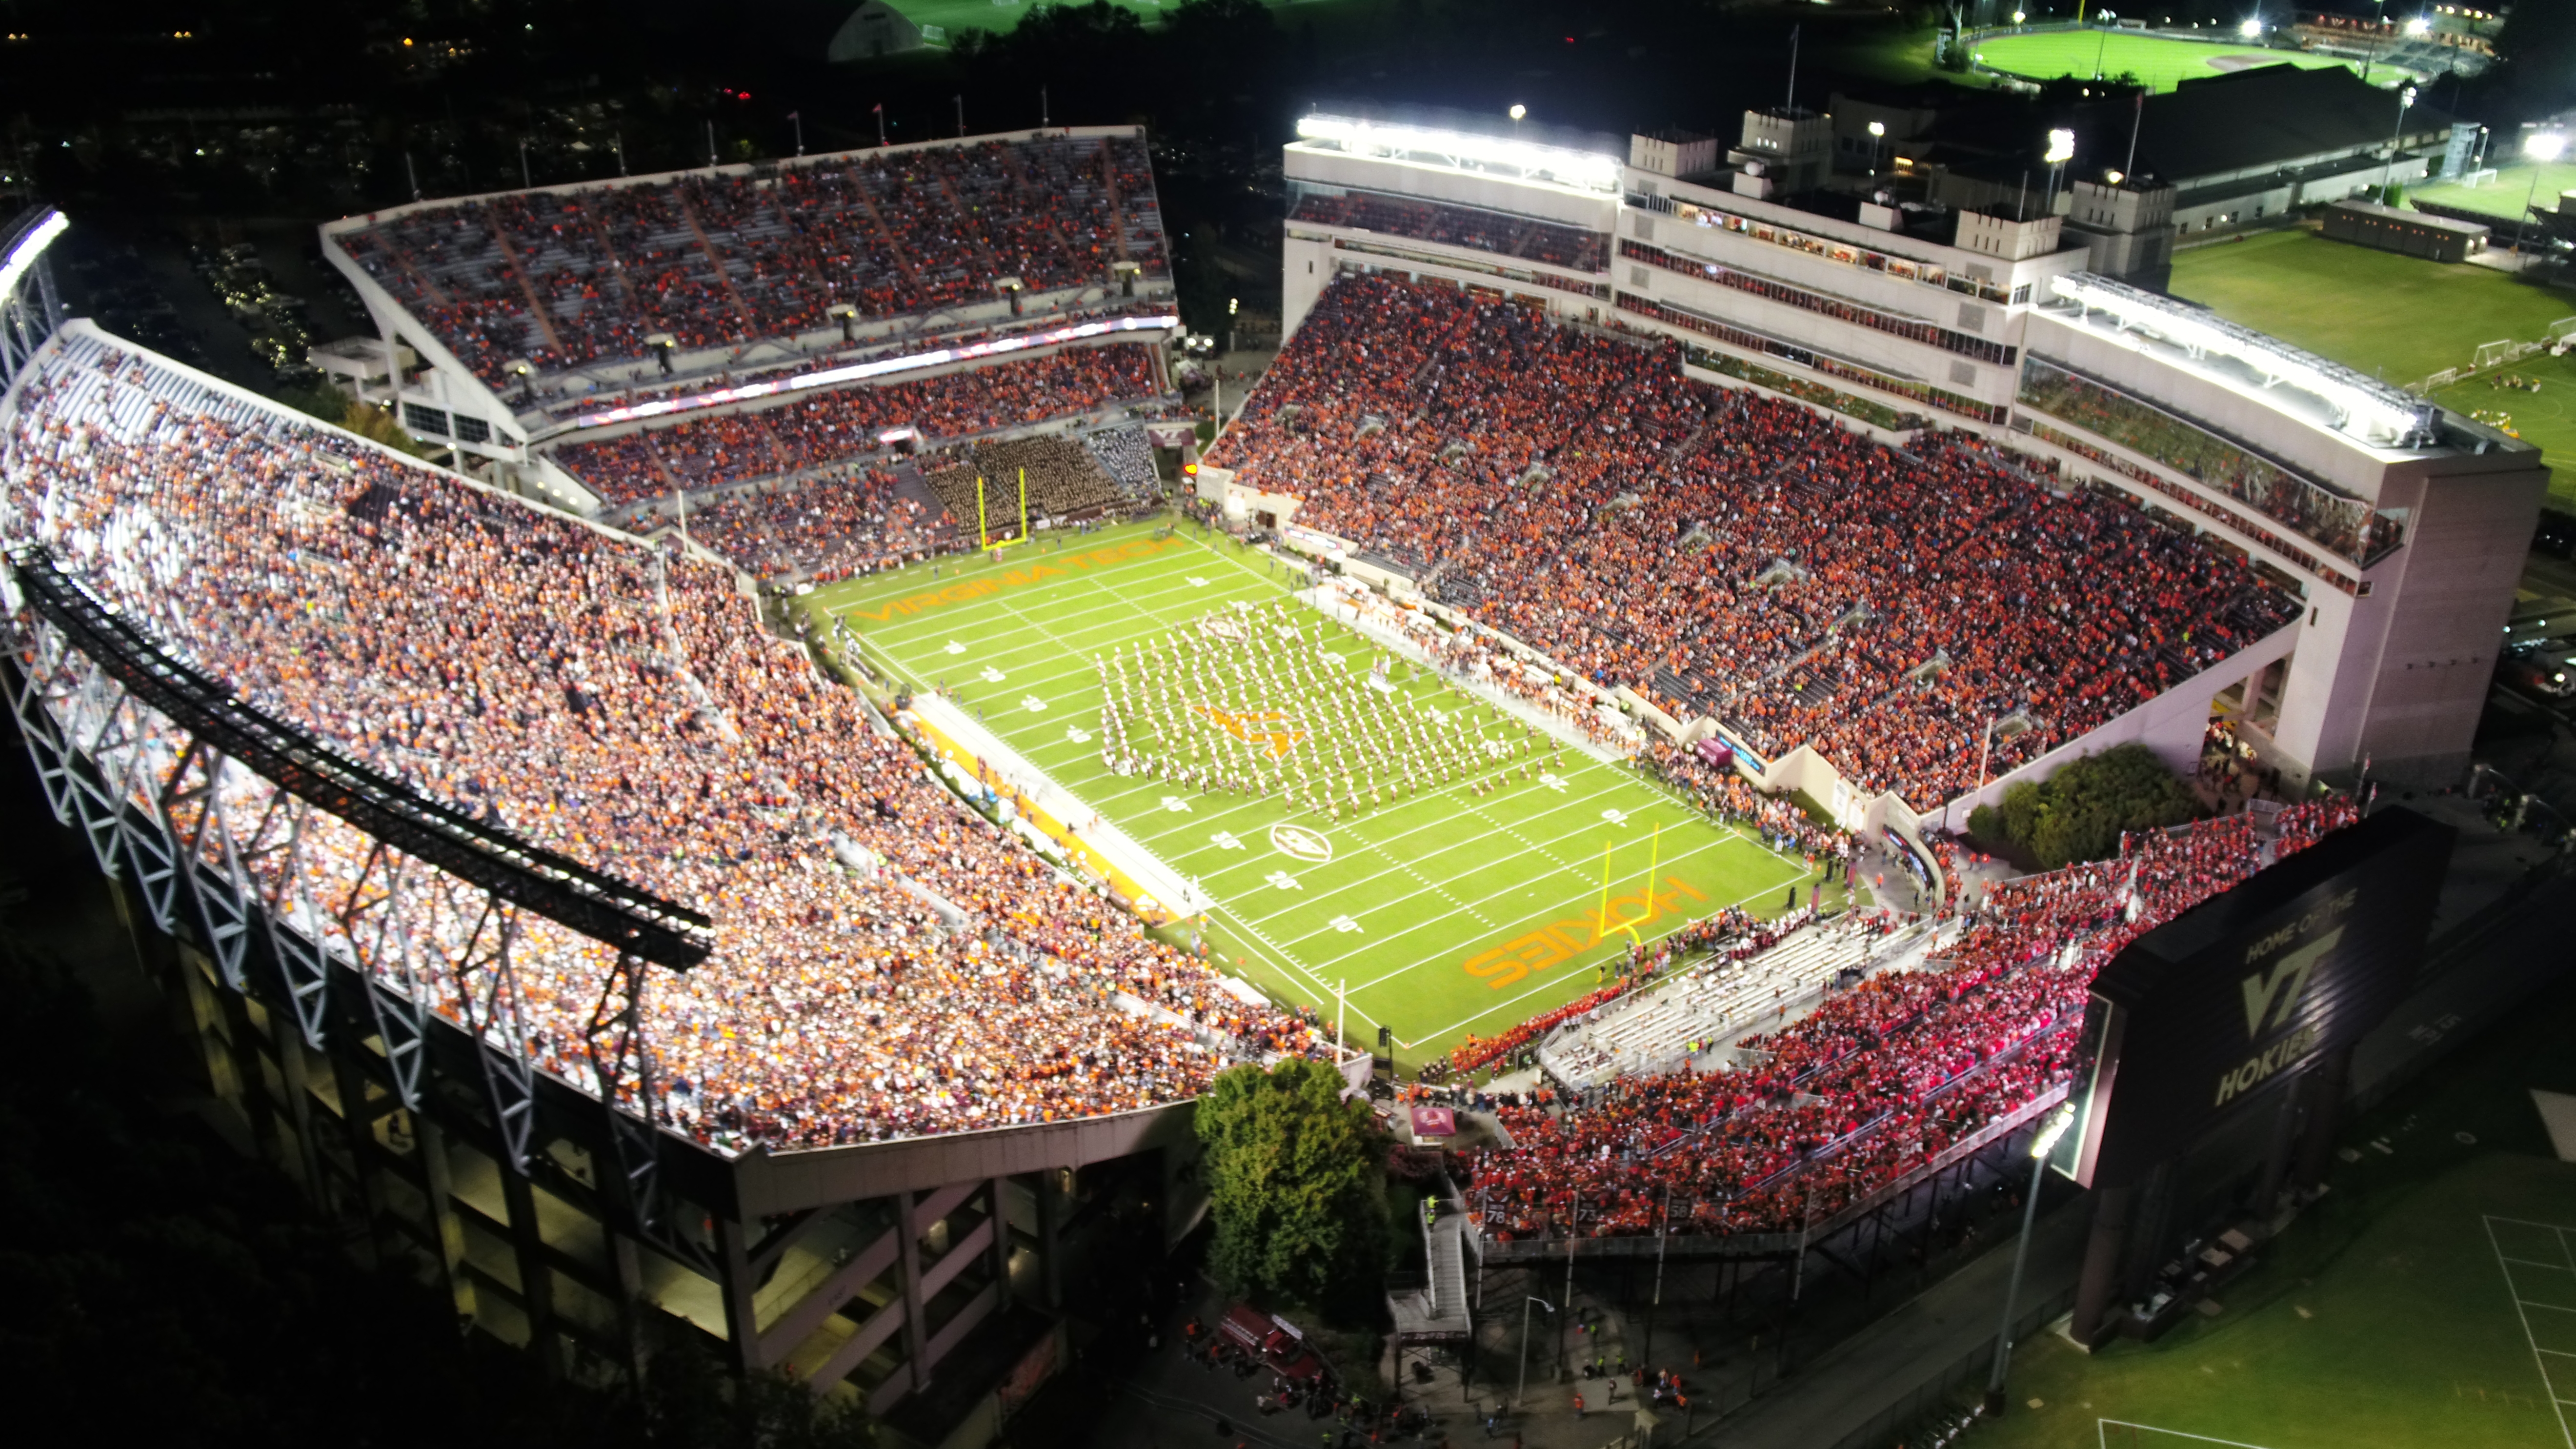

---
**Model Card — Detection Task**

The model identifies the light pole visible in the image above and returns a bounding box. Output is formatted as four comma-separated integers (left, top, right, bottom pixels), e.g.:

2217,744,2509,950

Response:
2518,132,2568,258
2381,82,2418,200
1561,1192,1580,1378
1516,1295,1556,1411
1983,1104,2078,1415
1643,1184,1672,1360
519,137,531,189
1867,120,1886,179
2044,126,2075,215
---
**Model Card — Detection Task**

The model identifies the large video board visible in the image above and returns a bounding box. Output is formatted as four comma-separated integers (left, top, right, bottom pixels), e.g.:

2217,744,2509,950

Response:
2058,807,2453,1188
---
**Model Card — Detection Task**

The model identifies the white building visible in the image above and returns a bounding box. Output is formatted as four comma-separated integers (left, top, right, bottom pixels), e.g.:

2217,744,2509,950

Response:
1273,106,2545,797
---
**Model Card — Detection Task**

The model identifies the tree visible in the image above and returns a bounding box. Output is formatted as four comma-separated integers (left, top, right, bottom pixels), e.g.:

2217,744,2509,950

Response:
1197,1058,1389,1321
1965,743,2199,868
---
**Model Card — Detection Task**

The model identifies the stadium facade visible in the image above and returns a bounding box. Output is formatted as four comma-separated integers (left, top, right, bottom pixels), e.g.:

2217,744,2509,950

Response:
1273,104,2545,822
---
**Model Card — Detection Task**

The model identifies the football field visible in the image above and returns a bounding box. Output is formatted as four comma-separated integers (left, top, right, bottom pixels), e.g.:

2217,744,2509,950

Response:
796,521,1820,1064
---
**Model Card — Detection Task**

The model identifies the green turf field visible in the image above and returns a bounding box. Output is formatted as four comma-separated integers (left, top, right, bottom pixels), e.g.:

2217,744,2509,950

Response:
795,521,1823,1063
2412,161,2576,224
1967,967,2576,1449
1971,30,2367,92
2169,228,2576,504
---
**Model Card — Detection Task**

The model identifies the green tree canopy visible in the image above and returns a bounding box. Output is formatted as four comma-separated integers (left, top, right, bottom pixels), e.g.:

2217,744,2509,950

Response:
1967,742,2199,868
1196,1057,1389,1322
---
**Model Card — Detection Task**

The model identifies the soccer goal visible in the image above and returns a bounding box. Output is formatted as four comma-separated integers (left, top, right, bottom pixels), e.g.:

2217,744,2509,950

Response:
2098,1422,2285,1449
2475,339,2523,371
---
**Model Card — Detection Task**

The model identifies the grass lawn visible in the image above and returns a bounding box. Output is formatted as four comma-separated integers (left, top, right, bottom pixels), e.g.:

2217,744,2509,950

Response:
795,521,1822,1067
1972,31,2366,92
1966,969,2576,1449
1982,1154,2576,1449
2170,228,2576,502
2413,160,2576,223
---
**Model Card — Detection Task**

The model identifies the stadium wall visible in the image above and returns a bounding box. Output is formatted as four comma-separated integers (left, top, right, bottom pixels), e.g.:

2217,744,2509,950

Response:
2016,307,2547,788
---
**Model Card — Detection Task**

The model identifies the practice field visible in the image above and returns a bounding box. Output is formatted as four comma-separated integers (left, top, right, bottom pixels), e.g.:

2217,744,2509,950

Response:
1971,31,2365,92
2169,229,2576,504
2411,161,2576,224
1968,968,2576,1449
798,522,1820,1062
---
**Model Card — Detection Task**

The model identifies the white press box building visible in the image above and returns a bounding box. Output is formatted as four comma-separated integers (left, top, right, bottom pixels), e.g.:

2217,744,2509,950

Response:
1277,108,2546,799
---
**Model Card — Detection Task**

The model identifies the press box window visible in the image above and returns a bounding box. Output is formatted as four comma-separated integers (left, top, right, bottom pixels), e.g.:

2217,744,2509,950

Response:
401,402,450,437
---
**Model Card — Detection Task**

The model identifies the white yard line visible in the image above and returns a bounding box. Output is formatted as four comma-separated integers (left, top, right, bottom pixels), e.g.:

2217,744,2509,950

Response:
1395,863,1811,1046
2095,1422,2284,1449
1211,779,1684,921
1300,830,1774,984
2486,1215,2576,1449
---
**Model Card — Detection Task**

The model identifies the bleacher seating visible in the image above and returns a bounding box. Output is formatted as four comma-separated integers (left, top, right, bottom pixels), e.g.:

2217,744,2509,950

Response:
548,343,1161,508
1208,274,2302,808
1540,922,1882,1089
335,134,1171,392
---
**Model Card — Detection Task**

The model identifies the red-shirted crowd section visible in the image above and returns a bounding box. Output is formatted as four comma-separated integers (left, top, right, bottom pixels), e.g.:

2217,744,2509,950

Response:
1465,798,2357,1242
1207,275,2300,808
548,343,1159,507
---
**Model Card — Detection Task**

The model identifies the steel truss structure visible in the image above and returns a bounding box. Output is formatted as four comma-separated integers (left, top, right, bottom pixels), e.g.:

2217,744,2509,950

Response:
2,555,1189,1424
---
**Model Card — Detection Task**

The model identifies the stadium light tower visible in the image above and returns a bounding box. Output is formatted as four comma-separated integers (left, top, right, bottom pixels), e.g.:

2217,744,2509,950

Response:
2044,126,2076,213
1984,1103,2078,1414
2381,82,2417,196
2238,15,2262,38
2403,14,2431,36
2518,131,2568,257
1868,119,1886,177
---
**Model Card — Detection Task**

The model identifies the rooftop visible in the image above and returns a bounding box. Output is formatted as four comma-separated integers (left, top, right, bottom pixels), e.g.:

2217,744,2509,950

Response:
2037,272,2444,451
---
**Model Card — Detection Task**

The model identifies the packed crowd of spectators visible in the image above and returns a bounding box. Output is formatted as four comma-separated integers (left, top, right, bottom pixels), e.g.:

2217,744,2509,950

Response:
335,134,1170,390
1208,276,2300,808
684,466,956,583
923,433,1128,528
1463,798,2357,1239
1086,425,1163,498
1289,189,1610,273
549,343,1161,508
1643,740,1853,862
3,332,1321,1152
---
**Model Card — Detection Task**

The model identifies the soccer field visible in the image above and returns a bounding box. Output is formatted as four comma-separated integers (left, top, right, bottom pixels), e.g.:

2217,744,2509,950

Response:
2167,229,2576,505
797,522,1820,1064
1972,31,2362,92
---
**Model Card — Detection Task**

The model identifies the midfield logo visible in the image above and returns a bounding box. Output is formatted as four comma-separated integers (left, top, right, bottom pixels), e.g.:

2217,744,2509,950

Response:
1270,822,1334,864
